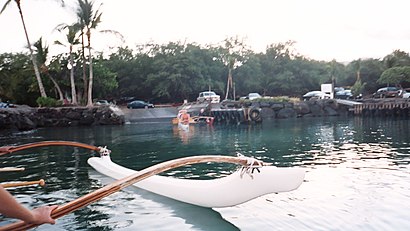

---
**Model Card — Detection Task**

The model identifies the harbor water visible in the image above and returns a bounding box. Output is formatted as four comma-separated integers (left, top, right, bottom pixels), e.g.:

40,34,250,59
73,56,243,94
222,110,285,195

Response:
0,117,409,230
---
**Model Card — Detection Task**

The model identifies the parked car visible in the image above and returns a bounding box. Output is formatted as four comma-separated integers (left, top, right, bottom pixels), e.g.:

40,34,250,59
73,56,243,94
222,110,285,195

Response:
302,91,331,101
334,87,345,93
0,102,10,108
94,100,110,106
401,88,410,98
0,101,14,108
373,87,401,98
127,100,154,109
197,91,220,103
116,96,136,105
240,93,262,100
335,89,353,99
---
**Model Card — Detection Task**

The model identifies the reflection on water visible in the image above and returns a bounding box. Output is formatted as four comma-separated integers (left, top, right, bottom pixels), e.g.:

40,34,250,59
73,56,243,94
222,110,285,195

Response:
0,117,410,230
173,124,196,144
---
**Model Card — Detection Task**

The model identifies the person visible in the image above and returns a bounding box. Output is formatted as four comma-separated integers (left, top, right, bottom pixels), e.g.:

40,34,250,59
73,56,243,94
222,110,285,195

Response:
0,185,57,225
180,110,190,125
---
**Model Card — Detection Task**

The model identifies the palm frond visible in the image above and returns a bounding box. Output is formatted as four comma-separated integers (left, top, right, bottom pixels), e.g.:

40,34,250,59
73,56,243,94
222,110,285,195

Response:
0,0,12,14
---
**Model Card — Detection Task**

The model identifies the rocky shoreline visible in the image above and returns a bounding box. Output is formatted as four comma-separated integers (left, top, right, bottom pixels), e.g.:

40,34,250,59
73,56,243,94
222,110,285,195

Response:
0,105,125,131
256,99,348,118
0,99,352,131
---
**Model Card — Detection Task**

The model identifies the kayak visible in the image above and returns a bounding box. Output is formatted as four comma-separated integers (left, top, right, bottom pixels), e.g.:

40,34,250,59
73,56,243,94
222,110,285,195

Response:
172,116,215,125
88,155,305,208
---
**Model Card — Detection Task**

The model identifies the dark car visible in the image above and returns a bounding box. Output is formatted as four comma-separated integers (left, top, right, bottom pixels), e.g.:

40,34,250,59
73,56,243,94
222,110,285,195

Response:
335,89,353,99
127,100,154,109
373,87,401,98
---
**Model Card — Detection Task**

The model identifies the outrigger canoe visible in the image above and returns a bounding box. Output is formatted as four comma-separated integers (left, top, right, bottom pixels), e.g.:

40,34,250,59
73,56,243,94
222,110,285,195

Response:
88,154,305,208
0,141,305,230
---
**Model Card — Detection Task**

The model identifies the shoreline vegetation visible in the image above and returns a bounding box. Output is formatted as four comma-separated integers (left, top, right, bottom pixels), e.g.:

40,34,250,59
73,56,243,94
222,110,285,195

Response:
2,44,410,109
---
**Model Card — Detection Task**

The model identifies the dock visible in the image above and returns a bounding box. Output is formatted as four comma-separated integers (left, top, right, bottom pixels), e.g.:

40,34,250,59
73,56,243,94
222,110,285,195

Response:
351,99,410,117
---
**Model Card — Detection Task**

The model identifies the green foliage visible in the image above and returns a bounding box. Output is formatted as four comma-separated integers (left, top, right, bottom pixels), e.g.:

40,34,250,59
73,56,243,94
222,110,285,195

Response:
383,50,410,68
351,79,366,96
0,53,38,105
359,59,384,93
379,66,410,86
36,97,62,107
3,37,410,105
92,58,118,98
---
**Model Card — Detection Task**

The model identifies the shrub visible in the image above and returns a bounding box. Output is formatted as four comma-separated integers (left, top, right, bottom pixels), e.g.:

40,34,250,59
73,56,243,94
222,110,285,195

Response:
36,97,62,107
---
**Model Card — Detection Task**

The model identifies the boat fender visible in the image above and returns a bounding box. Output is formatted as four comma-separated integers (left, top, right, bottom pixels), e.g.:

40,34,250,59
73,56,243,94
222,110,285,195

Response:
249,108,261,121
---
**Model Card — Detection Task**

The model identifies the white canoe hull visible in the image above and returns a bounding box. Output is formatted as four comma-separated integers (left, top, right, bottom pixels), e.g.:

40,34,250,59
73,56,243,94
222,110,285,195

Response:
88,156,305,208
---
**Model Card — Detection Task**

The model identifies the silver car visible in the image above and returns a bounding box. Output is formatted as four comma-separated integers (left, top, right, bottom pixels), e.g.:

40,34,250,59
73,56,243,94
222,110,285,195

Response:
197,91,220,103
303,91,331,100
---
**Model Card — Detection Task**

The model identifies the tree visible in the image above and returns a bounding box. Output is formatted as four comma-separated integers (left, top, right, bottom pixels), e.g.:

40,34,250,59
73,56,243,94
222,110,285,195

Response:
351,78,365,97
55,24,81,104
378,50,410,89
107,47,154,99
1,0,47,98
145,42,209,102
76,0,102,106
213,36,251,100
383,50,410,68
33,37,64,101
254,41,327,97
346,58,384,94
90,56,118,99
351,59,361,82
379,66,410,87
325,59,344,87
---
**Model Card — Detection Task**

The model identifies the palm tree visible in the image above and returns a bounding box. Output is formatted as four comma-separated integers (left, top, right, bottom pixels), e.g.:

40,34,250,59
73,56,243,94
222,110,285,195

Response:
76,0,102,107
33,37,64,101
55,24,81,104
352,59,361,82
1,0,47,98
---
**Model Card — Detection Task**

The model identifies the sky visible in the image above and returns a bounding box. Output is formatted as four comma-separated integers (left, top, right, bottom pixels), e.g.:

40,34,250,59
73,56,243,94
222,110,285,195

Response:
1,0,410,62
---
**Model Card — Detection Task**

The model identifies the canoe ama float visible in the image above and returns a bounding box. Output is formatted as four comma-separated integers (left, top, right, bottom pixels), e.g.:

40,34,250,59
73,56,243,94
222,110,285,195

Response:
88,155,305,208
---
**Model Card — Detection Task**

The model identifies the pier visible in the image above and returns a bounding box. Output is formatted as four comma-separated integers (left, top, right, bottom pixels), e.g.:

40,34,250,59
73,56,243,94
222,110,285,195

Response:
351,99,410,117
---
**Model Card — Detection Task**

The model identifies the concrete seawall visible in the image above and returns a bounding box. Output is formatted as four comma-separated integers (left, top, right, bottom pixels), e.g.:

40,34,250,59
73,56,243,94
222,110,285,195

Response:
121,106,178,123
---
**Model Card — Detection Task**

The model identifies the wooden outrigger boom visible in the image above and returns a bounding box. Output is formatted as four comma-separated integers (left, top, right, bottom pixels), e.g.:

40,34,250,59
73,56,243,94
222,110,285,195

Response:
0,179,45,189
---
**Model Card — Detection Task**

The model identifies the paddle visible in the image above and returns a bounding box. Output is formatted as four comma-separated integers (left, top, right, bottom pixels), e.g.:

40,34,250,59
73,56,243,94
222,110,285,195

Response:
0,155,266,231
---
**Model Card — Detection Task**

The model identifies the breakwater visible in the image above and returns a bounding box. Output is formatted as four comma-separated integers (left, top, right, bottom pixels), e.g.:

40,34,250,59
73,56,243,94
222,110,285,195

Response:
200,99,346,124
0,105,125,131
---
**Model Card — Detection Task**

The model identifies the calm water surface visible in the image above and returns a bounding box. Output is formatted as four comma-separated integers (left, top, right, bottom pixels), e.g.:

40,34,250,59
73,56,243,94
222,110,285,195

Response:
0,117,409,230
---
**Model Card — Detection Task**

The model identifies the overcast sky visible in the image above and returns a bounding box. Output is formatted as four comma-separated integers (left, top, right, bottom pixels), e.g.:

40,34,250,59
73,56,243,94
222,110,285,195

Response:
1,0,410,62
